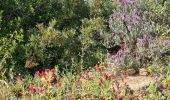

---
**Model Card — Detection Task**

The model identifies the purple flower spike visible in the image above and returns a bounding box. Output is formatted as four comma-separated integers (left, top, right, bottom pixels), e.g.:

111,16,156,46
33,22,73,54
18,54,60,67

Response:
120,14,125,21
137,38,145,46
131,12,140,23
112,12,117,17
164,37,170,44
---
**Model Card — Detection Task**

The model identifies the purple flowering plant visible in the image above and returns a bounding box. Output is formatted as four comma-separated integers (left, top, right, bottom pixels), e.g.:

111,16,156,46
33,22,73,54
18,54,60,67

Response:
107,0,170,68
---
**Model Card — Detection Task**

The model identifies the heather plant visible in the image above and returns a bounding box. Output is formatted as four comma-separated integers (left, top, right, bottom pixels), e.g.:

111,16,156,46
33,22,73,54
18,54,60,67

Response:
107,0,170,70
136,35,170,66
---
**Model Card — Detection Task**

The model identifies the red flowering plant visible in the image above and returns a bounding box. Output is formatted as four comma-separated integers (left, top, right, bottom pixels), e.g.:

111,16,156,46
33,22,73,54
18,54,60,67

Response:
26,68,57,97
28,84,45,94
76,64,117,99
16,76,23,81
83,64,132,100
33,68,55,85
111,82,130,100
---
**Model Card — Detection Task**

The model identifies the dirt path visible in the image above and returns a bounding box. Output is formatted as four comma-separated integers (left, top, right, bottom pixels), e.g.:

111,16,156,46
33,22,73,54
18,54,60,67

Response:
119,75,156,91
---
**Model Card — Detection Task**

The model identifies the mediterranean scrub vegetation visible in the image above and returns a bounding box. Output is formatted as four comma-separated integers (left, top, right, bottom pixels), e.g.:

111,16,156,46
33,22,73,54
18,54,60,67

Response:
0,0,170,99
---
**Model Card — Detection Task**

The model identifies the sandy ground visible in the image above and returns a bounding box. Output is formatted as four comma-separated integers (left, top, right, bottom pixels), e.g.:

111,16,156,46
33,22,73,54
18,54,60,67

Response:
119,75,156,91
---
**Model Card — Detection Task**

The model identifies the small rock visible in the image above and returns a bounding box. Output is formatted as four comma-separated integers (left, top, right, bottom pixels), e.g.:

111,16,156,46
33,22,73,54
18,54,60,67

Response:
126,69,136,76
139,68,148,76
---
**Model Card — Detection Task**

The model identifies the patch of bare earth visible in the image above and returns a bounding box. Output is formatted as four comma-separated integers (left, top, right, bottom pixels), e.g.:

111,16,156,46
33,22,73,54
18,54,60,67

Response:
117,75,156,91
106,64,156,91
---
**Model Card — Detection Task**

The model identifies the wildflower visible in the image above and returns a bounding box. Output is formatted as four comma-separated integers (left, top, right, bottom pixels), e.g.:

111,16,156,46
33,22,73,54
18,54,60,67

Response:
108,75,112,80
16,76,22,81
120,96,125,100
102,73,108,79
129,96,134,100
137,38,145,46
140,91,145,97
131,12,140,23
43,71,55,83
80,74,93,80
116,82,120,89
35,71,41,76
155,79,162,88
98,68,103,75
164,37,170,44
83,70,90,75
51,74,55,80
114,51,122,65
42,71,47,76
112,86,115,91
112,12,117,17
50,68,55,73
24,92,30,97
93,64,99,69
39,86,44,93
101,96,105,100
29,85,37,93
114,94,118,99
45,69,50,73
87,77,93,80
99,78,103,86
124,82,127,87
99,78,103,82
79,74,85,79
90,96,93,100
104,63,108,68
102,73,111,80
